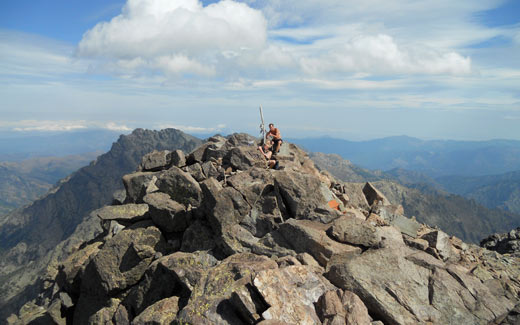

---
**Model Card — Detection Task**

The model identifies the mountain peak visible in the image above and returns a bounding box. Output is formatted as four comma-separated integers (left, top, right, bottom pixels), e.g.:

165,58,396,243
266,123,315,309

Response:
11,134,520,324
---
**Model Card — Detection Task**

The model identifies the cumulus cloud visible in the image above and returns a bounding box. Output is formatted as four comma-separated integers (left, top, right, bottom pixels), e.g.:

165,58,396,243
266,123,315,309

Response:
77,0,267,76
300,34,471,75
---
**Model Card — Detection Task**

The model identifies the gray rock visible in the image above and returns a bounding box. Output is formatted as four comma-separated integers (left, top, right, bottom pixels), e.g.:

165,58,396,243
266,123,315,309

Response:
362,182,391,206
201,161,220,179
95,204,149,224
421,230,455,261
81,221,165,296
122,172,159,203
156,166,202,207
143,192,191,232
131,296,180,325
199,178,250,235
170,149,186,168
224,146,266,171
112,189,127,205
181,219,216,252
274,170,340,223
139,150,172,172
124,251,217,317
327,216,381,248
271,219,361,267
185,162,206,182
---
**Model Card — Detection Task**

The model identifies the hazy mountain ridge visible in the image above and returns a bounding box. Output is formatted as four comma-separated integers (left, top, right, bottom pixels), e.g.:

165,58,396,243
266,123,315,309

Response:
437,171,520,214
0,152,103,216
291,136,520,177
310,152,520,244
0,129,203,320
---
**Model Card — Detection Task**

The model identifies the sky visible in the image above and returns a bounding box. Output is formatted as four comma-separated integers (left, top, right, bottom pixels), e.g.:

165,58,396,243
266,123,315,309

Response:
1,0,519,140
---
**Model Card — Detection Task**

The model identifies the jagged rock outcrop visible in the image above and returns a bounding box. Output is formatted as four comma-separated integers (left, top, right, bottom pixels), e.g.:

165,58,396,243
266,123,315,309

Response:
481,227,520,255
0,128,202,321
11,134,520,324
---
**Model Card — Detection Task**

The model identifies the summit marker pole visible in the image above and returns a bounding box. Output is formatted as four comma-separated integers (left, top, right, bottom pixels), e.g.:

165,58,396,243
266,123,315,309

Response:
259,105,266,144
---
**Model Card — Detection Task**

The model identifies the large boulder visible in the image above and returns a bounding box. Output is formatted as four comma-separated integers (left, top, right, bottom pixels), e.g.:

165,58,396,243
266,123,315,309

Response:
143,192,191,233
139,150,172,172
94,204,149,225
80,221,165,296
156,167,202,207
327,216,381,248
274,170,341,223
253,265,336,324
176,253,278,324
326,245,515,325
224,146,266,171
123,251,218,318
268,219,361,267
199,178,250,235
122,172,159,203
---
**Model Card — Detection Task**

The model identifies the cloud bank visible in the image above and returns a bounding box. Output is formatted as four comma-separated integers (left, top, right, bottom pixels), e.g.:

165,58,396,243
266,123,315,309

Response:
77,0,475,80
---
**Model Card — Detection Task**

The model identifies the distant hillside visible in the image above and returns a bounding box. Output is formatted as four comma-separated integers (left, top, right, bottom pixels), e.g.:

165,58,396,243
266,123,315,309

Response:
310,153,520,244
0,152,102,215
437,171,520,214
292,136,520,177
0,128,203,320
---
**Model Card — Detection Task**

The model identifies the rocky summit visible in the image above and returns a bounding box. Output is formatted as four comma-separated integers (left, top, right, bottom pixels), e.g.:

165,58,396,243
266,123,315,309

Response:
11,134,520,324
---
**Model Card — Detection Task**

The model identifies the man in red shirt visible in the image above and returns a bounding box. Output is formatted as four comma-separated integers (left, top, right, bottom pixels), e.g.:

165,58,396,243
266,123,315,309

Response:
266,123,282,153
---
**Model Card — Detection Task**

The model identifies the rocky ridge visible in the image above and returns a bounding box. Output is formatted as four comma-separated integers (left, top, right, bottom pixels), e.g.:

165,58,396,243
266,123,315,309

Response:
0,128,202,321
481,227,520,255
11,134,520,324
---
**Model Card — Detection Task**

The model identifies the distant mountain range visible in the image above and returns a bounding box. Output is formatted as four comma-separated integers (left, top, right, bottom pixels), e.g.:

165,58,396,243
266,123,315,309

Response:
291,135,520,177
310,152,520,244
0,152,102,215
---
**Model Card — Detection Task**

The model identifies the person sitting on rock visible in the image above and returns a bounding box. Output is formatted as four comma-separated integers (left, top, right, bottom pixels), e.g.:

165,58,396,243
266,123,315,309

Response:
258,142,279,169
266,123,282,154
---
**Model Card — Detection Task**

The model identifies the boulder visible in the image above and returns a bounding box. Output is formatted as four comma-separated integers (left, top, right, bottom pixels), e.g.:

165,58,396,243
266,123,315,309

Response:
56,241,103,295
156,167,202,207
123,172,159,203
274,170,340,223
181,219,216,252
81,221,165,296
177,253,278,324
421,230,455,261
201,161,220,179
270,219,361,267
139,150,172,172
327,216,381,248
326,244,514,325
123,251,217,317
143,192,191,232
224,146,266,171
362,182,391,206
112,189,126,205
170,149,186,168
253,265,336,325
94,204,149,225
184,162,206,182
316,289,372,325
131,296,180,325
200,178,250,235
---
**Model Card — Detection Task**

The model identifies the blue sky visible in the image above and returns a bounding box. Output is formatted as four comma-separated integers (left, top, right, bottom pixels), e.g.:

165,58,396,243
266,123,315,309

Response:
1,0,519,140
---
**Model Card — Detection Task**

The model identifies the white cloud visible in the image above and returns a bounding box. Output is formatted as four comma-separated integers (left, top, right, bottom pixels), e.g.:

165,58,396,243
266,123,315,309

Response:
10,120,88,132
104,122,132,131
156,123,226,133
300,34,471,75
0,120,133,132
77,0,267,76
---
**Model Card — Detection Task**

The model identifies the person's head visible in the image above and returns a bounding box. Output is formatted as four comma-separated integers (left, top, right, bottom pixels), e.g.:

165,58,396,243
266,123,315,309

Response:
269,123,274,131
